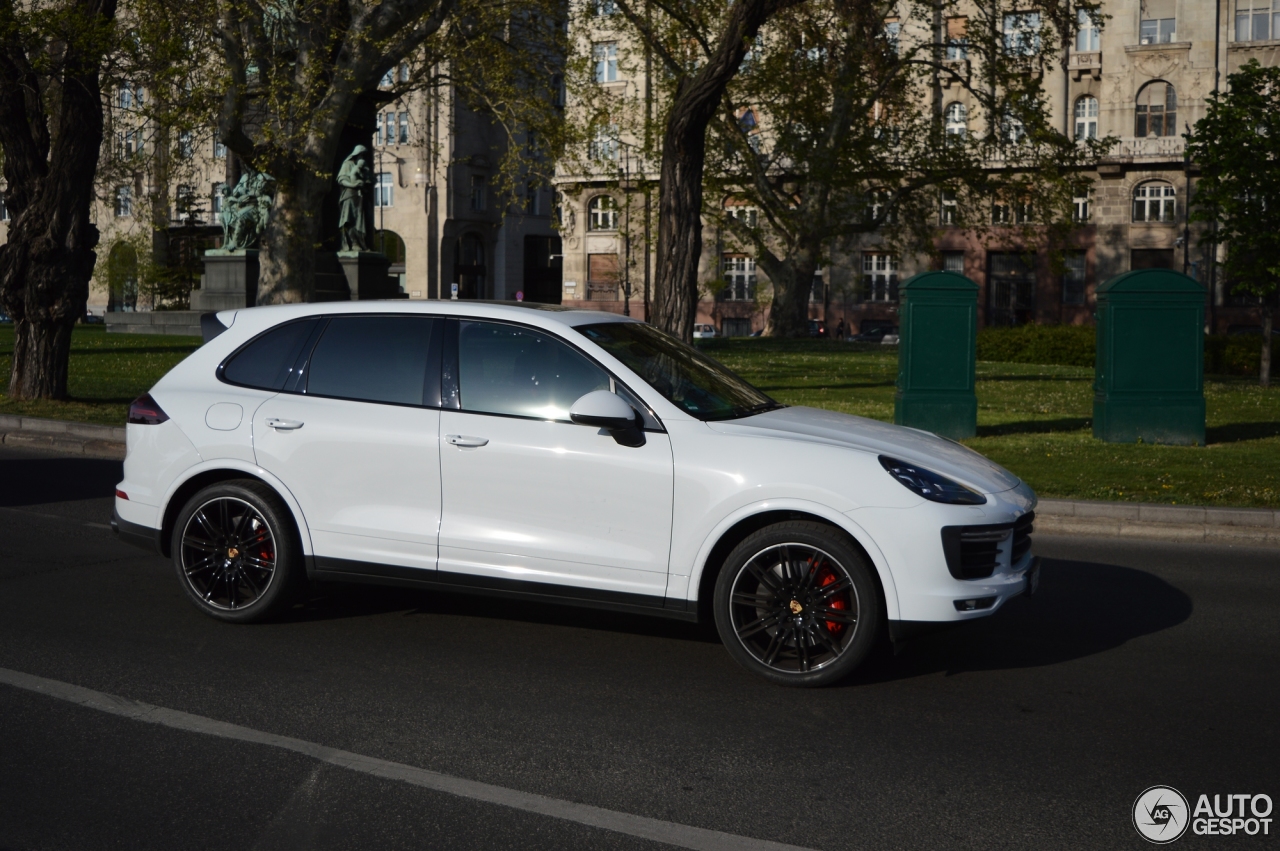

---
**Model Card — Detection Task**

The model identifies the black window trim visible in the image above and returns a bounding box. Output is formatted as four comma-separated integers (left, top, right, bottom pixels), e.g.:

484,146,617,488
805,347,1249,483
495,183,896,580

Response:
442,315,666,432
217,313,443,410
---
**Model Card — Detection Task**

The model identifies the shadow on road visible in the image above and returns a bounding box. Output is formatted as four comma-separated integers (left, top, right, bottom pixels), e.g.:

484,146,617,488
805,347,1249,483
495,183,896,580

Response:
851,556,1192,685
0,456,122,507
289,555,1191,672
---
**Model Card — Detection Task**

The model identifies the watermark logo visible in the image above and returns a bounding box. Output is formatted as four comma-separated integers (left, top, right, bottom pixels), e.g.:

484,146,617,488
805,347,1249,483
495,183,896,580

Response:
1134,786,1190,844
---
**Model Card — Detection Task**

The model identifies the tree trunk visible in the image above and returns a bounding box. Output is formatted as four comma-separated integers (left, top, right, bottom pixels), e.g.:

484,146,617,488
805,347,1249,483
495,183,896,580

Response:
762,249,819,338
649,0,799,343
1262,310,1273,389
0,0,116,401
256,169,331,304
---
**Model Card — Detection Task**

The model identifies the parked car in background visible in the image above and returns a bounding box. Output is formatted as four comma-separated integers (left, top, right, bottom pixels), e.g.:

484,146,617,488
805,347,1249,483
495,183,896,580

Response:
852,323,898,343
83,309,104,325
0,310,10,324
693,323,717,339
880,332,900,345
808,319,826,338
114,302,1038,687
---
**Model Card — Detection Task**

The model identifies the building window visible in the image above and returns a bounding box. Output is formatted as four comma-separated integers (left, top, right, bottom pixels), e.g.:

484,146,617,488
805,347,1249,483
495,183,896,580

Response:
944,102,967,139
587,195,618,231
589,124,618,161
1236,0,1280,41
946,17,968,59
116,83,143,111
721,256,757,301
1062,252,1087,305
1133,181,1177,222
212,182,225,225
594,0,616,15
1002,109,1026,144
375,172,394,208
1073,187,1091,223
940,189,958,225
884,19,901,54
942,251,964,274
987,252,1036,326
1003,12,1041,56
469,175,486,211
177,130,193,158
214,137,226,158
385,112,396,145
1076,8,1101,51
726,205,758,228
0,192,8,221
114,185,132,217
526,180,542,215
398,112,409,144
375,119,382,146
992,201,1011,225
861,253,899,303
1135,81,1177,137
1075,96,1098,140
1140,7,1177,44
593,42,617,83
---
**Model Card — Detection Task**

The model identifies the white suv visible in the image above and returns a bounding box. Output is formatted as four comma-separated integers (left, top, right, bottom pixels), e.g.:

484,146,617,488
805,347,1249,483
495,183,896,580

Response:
114,302,1038,687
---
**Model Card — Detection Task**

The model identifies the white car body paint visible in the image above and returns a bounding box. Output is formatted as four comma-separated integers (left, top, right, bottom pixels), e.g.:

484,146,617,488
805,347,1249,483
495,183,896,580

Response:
115,300,1037,629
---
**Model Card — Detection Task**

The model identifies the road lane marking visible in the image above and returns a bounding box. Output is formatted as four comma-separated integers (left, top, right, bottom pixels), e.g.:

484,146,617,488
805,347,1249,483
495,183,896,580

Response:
0,666,816,851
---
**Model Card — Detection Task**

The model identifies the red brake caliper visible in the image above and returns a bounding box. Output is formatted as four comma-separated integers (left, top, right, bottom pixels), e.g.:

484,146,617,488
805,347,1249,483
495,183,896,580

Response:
816,567,848,634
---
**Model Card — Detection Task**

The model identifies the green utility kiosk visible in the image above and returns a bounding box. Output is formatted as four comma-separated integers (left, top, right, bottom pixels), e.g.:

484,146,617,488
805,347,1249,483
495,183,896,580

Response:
894,271,978,439
1093,268,1205,445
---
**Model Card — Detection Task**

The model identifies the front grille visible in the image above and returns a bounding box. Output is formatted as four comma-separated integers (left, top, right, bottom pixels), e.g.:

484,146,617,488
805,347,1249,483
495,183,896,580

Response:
1012,511,1035,563
941,511,1035,581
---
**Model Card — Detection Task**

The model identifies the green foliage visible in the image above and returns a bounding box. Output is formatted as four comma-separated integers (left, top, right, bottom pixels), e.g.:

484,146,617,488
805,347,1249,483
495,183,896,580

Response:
1187,59,1280,303
976,324,1095,367
1205,334,1280,377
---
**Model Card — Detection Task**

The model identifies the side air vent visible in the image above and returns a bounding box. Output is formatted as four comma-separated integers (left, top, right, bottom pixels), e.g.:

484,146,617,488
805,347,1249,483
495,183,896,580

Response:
941,523,1011,580
1012,511,1035,563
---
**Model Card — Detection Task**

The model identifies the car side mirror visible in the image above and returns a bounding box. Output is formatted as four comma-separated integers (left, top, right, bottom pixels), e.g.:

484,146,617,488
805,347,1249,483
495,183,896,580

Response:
569,390,645,447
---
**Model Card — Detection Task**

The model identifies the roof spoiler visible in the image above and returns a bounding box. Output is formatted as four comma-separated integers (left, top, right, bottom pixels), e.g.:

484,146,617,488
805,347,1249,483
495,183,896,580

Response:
200,312,229,344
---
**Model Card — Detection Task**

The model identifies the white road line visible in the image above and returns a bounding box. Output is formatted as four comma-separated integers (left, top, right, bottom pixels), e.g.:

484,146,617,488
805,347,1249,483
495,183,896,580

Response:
0,666,816,851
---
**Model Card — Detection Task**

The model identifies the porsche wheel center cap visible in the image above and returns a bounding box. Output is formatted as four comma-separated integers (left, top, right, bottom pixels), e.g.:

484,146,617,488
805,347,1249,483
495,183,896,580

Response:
789,600,803,614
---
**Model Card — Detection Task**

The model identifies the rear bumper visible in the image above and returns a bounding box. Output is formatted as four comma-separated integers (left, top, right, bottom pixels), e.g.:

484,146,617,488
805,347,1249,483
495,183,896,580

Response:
111,506,163,555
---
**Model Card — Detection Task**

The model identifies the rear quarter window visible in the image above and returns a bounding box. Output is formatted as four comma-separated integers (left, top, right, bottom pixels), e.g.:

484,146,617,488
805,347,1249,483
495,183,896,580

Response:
219,318,320,391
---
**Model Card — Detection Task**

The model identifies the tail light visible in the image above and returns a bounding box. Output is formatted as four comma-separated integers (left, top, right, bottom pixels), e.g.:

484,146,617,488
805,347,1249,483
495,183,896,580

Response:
128,393,170,425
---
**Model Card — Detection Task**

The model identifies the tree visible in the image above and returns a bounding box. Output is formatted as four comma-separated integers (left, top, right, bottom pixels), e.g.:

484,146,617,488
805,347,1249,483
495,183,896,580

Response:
608,0,803,342
209,0,567,305
1187,59,1280,388
0,0,119,400
704,0,1103,337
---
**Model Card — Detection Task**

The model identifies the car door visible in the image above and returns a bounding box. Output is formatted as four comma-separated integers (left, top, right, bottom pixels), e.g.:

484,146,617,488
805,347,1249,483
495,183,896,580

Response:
253,314,442,572
438,318,674,602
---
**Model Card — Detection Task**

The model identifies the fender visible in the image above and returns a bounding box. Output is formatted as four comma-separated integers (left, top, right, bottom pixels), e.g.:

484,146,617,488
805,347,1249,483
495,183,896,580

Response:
160,458,316,557
684,497,901,622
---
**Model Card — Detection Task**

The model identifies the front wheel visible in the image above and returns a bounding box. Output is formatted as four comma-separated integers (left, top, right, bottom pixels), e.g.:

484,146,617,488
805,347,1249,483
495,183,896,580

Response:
713,521,881,687
171,480,302,623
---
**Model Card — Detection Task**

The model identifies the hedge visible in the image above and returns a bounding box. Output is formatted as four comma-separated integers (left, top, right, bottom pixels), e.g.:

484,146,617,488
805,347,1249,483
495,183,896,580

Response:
976,324,1278,376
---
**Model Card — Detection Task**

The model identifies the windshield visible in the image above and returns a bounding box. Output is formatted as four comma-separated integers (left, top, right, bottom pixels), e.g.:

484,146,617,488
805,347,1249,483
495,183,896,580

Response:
576,322,780,421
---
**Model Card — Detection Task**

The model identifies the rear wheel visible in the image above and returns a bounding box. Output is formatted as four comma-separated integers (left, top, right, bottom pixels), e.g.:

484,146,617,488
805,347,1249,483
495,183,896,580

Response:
171,481,301,622
713,521,881,687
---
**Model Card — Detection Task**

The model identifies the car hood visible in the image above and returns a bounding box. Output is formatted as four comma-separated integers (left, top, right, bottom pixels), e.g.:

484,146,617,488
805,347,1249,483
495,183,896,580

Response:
707,406,1022,495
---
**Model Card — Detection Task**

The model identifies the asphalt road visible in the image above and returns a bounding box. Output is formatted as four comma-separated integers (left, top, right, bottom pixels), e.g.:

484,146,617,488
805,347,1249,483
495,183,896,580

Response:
0,444,1276,850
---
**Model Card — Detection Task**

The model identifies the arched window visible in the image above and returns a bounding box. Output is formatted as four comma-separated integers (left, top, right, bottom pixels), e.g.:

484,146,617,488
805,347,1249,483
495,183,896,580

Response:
1074,96,1098,140
1133,181,1177,223
1135,81,1176,137
944,102,967,139
587,195,618,231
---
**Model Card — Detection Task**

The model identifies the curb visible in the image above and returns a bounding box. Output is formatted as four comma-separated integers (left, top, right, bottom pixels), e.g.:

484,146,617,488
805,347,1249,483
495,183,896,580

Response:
0,415,125,460
1036,498,1280,547
1,415,1277,546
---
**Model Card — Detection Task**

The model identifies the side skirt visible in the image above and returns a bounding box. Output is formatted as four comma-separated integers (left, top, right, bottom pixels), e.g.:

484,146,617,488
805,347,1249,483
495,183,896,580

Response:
310,556,699,623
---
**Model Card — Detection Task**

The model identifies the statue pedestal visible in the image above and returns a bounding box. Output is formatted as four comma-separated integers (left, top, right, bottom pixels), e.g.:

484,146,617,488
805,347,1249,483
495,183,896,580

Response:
315,251,405,301
192,250,258,310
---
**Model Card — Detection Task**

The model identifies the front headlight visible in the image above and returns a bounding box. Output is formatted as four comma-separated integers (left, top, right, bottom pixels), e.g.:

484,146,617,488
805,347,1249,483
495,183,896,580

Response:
878,455,987,505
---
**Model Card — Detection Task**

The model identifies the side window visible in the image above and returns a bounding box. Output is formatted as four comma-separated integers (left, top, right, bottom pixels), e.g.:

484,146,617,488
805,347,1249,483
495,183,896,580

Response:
306,316,434,405
221,318,319,391
458,321,609,420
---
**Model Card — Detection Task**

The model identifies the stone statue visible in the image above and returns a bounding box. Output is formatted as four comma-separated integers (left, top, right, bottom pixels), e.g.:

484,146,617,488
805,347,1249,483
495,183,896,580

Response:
336,145,372,252
219,167,274,251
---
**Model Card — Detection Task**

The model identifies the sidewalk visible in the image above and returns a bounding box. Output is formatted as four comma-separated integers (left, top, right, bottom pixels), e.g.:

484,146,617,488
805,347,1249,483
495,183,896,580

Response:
2,414,1277,547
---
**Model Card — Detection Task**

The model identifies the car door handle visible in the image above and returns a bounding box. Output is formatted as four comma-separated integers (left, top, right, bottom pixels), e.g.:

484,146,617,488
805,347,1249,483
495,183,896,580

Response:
264,418,304,431
446,434,489,447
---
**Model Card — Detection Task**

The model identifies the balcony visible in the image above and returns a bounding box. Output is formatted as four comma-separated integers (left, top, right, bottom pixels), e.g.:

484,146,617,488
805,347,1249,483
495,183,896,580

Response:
1068,51,1101,80
1108,136,1185,159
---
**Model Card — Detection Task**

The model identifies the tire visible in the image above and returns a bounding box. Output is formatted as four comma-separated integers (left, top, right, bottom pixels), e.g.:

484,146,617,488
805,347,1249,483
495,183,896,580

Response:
171,480,302,623
713,521,882,687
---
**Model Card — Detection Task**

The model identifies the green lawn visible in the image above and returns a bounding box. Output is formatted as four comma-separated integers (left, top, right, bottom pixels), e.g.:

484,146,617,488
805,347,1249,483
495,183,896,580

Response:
2,327,1278,507
699,338,1280,508
0,325,202,425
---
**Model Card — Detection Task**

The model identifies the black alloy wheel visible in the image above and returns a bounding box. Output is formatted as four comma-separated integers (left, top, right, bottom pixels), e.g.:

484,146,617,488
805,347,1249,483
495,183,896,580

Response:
714,521,881,687
172,481,300,622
